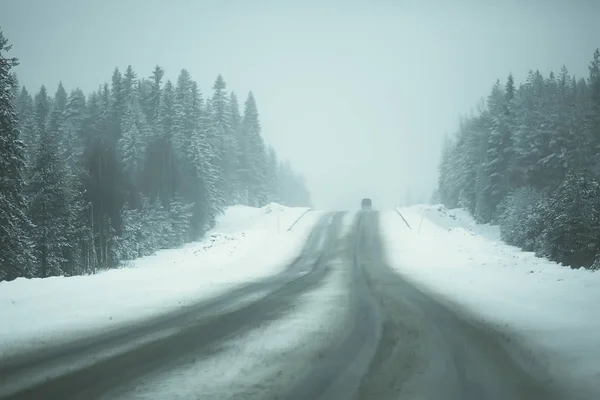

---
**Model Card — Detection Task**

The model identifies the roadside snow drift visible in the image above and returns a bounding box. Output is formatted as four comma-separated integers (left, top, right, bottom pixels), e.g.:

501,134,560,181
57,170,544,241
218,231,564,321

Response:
382,205,600,397
0,204,319,358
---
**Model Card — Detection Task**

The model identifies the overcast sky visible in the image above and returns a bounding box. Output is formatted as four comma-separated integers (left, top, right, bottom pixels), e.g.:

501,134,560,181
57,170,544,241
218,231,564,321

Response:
3,0,599,210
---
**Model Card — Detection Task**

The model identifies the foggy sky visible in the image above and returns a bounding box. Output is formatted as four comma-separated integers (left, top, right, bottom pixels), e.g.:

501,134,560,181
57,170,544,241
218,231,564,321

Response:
3,0,599,210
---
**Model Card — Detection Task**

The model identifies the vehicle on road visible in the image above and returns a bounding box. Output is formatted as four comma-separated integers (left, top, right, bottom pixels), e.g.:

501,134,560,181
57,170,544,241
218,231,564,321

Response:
361,198,372,210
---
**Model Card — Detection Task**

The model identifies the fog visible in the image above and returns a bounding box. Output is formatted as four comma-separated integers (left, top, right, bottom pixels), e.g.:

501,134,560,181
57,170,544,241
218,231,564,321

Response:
3,0,599,210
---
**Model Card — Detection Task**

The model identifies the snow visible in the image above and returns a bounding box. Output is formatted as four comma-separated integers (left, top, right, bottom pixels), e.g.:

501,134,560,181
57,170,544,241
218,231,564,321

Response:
104,214,356,399
0,203,320,358
382,204,600,396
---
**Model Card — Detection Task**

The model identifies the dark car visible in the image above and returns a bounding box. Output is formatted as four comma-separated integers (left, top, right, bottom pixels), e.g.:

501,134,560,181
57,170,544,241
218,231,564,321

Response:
361,198,372,210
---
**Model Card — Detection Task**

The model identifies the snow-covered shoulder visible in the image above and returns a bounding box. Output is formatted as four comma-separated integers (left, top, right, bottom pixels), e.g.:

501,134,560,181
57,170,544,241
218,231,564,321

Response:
382,205,600,397
0,204,320,358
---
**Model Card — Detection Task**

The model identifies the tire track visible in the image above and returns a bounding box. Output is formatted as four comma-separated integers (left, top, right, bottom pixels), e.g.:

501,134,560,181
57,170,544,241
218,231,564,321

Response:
285,211,381,400
1,213,344,400
356,211,561,400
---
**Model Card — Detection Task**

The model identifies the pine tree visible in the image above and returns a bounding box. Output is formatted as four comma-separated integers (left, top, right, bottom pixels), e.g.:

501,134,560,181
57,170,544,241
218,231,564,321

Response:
173,69,195,165
0,31,34,281
573,77,595,171
541,171,600,267
143,66,164,127
478,79,513,222
437,134,459,207
28,102,71,277
143,79,177,208
210,75,237,205
199,96,225,223
588,49,600,172
15,86,36,165
173,70,209,237
242,91,268,206
33,86,50,141
455,116,486,215
55,82,67,112
437,49,600,269
3,42,312,278
513,70,549,189
62,88,86,175
81,85,124,270
122,66,137,100
10,72,18,99
110,68,124,139
229,92,246,204
118,68,148,208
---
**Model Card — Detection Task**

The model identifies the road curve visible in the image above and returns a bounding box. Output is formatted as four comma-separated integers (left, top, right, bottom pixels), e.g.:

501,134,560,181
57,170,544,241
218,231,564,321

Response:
0,212,345,400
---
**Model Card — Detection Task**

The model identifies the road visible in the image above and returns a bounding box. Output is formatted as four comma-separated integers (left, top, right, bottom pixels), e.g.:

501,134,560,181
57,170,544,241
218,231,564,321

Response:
0,211,564,399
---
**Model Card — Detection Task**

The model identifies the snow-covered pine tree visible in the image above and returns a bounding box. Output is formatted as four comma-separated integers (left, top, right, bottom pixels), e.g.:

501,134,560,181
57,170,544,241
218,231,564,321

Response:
33,86,50,136
478,80,513,222
438,49,600,270
3,43,314,277
572,77,595,172
62,88,86,176
110,68,124,139
198,96,225,225
142,79,177,208
545,66,577,181
498,186,547,253
588,49,600,173
80,85,124,270
119,69,148,209
55,82,67,112
173,69,209,238
210,74,237,206
28,101,71,278
0,31,35,281
229,92,247,204
536,71,564,188
15,86,36,166
456,115,487,215
513,70,549,189
50,84,88,276
173,69,196,167
437,134,459,208
541,171,600,268
242,92,268,207
10,72,18,99
143,66,164,127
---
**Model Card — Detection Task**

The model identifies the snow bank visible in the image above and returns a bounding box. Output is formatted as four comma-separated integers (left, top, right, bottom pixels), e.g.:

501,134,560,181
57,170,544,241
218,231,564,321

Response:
0,204,319,358
383,205,600,396
212,202,310,234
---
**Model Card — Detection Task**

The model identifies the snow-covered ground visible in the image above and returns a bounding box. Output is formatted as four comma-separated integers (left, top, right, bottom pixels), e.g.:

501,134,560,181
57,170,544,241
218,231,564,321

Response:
382,205,600,396
0,203,320,358
104,215,356,400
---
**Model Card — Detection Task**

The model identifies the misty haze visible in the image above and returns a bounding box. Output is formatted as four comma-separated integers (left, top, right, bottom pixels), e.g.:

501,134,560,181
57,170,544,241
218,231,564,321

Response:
1,1,600,399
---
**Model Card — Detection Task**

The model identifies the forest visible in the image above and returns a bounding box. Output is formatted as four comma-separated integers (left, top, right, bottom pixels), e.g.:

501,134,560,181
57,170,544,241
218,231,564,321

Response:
0,30,311,282
436,49,600,270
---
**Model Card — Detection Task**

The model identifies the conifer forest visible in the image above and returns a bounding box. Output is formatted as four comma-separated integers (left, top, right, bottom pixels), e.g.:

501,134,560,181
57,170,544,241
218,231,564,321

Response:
436,49,600,270
0,29,311,281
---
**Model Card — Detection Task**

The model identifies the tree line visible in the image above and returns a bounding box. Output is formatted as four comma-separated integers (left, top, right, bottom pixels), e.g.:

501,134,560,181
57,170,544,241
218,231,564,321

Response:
436,49,600,270
0,29,311,282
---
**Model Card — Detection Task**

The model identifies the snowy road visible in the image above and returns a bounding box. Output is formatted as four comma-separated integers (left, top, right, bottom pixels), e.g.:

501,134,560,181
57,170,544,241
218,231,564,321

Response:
1,212,566,399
